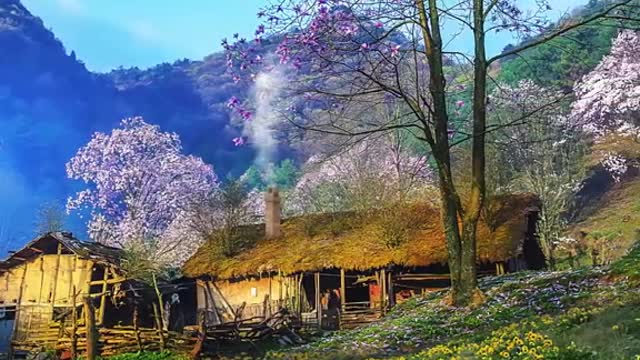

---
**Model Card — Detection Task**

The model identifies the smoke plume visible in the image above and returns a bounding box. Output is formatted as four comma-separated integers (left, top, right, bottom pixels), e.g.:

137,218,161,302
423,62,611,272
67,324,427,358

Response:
247,68,285,181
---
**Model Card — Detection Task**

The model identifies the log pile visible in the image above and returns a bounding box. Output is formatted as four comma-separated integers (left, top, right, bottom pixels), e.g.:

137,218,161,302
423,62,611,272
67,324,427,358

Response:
204,309,304,346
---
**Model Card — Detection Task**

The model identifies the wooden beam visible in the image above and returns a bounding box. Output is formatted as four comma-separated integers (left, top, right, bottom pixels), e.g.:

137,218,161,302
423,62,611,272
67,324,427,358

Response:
71,286,78,360
88,278,126,286
98,266,110,325
28,247,43,253
340,269,346,312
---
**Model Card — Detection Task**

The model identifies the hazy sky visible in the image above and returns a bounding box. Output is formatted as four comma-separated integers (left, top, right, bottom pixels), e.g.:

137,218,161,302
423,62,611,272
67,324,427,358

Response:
22,0,589,72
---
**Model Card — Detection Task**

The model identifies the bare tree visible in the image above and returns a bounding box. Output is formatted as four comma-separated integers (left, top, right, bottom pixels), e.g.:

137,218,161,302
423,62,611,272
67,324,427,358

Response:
34,202,66,235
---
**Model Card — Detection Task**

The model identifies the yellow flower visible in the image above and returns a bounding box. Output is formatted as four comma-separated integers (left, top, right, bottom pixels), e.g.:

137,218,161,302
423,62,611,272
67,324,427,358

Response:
500,351,510,358
612,325,620,331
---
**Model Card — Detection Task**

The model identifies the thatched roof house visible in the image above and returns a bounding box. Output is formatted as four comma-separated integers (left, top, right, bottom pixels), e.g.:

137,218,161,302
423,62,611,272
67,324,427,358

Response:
182,190,544,330
183,193,543,279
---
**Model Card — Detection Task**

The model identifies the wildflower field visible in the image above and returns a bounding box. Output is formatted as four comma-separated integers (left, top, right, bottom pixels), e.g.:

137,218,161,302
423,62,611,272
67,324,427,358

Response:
262,243,640,359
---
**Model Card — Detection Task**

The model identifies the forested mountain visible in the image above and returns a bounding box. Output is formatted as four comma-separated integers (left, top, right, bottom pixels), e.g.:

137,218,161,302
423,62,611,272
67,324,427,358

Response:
0,0,260,251
0,0,632,253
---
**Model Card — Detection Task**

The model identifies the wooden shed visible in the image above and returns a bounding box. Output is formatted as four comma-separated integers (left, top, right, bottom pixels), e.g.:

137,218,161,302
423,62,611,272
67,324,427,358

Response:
0,232,132,355
182,191,545,330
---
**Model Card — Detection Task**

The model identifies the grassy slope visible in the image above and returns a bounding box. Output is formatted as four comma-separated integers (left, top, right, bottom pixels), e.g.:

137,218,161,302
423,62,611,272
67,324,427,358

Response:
261,246,640,360
570,178,640,261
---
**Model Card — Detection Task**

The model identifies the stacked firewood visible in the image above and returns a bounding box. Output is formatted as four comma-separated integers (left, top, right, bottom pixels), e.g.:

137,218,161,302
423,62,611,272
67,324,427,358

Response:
204,308,304,345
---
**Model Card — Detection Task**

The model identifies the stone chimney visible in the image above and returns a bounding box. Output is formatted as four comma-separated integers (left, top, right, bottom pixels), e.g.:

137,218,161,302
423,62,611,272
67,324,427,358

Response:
264,187,281,239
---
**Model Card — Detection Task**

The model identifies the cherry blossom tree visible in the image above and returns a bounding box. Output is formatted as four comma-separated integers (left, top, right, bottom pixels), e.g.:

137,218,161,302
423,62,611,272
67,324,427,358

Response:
225,0,636,305
572,29,640,181
66,117,218,267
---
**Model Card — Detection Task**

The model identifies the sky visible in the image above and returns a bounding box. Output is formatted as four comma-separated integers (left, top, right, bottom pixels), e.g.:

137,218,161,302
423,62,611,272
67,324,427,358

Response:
21,0,589,73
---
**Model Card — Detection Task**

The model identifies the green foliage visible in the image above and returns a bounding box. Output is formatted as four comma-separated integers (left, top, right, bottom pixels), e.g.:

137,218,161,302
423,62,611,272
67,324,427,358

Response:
210,179,258,258
499,26,616,88
549,305,640,360
244,159,300,191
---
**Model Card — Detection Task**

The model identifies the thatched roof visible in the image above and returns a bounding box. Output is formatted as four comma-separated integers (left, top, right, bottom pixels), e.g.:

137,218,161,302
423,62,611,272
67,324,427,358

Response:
182,194,540,280
0,231,125,271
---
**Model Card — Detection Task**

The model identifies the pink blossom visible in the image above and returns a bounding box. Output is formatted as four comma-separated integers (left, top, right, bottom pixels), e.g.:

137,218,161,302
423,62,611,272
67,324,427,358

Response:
232,136,245,146
66,117,218,267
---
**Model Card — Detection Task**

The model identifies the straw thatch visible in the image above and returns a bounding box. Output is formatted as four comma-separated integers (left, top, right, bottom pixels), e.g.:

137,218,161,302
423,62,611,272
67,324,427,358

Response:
182,193,540,280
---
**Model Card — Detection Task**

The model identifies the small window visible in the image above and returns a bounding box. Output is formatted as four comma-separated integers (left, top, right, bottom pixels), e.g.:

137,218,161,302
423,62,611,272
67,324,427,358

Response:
250,287,258,297
0,306,16,321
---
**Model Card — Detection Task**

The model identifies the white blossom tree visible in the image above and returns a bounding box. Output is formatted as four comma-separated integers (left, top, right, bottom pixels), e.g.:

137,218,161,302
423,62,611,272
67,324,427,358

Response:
286,132,433,216
571,30,640,180
66,117,218,267
490,80,587,269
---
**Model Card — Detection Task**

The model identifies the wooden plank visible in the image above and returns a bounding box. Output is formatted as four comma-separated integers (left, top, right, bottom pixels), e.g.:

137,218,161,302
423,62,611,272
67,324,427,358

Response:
204,281,223,324
210,282,235,319
50,243,62,310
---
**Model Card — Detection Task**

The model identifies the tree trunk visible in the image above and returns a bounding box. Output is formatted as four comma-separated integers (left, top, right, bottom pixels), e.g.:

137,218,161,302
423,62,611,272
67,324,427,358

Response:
416,0,484,307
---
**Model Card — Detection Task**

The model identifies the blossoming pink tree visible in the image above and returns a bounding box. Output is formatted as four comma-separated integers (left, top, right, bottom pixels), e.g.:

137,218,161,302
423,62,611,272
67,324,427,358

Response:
571,30,640,181
225,0,636,305
66,117,218,267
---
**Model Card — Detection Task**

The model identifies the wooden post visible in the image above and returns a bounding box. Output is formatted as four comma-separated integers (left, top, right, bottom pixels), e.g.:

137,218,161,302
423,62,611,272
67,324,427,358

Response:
50,243,63,310
268,273,273,315
387,271,395,307
98,266,110,325
314,272,321,329
37,257,45,304
380,269,386,315
152,302,166,350
11,263,28,346
71,286,78,360
190,312,206,360
133,305,142,351
340,269,346,312
278,269,283,308
83,297,98,360
297,273,303,316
